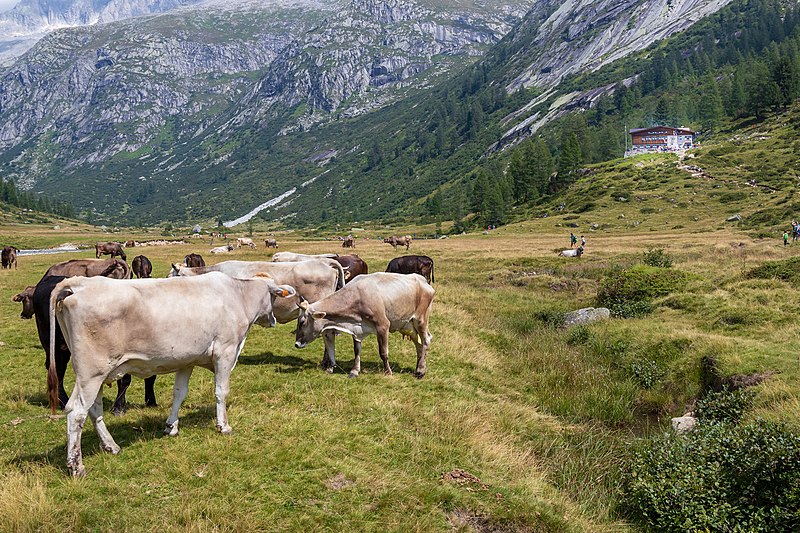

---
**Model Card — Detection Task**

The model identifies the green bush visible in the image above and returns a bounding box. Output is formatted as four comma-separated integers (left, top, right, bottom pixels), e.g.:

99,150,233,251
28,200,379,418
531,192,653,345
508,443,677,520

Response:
747,256,800,286
629,359,664,389
596,265,687,318
642,248,674,268
695,389,755,423
622,420,800,532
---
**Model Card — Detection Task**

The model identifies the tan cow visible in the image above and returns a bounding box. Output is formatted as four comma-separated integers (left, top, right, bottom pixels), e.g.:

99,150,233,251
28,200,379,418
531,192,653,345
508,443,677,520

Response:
236,237,256,249
45,258,131,279
48,272,295,477
295,272,434,379
271,252,338,261
383,235,412,251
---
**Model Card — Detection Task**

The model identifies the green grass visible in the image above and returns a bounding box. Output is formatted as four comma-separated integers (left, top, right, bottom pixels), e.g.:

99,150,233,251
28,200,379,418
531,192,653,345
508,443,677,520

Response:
1,225,799,530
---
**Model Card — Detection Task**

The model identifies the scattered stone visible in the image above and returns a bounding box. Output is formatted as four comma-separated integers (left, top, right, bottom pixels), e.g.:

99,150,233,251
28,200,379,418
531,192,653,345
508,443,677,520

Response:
562,307,610,328
671,416,697,435
325,473,354,490
590,223,599,230
617,196,628,202
726,214,742,222
9,418,23,427
0,341,6,347
567,222,579,228
442,468,488,491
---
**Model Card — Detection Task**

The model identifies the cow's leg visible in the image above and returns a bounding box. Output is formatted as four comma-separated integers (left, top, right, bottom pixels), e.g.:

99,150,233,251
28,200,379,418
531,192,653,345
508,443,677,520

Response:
377,326,392,375
144,375,157,407
111,374,132,416
348,338,362,378
321,330,336,373
412,321,432,379
89,389,120,455
213,346,242,435
164,367,193,437
65,377,104,477
54,355,70,409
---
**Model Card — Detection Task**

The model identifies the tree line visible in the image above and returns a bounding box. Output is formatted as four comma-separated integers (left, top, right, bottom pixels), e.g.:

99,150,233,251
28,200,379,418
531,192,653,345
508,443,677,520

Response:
0,179,76,219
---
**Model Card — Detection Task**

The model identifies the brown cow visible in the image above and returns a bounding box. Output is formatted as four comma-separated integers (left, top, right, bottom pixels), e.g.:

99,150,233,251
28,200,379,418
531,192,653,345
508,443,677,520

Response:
45,258,131,279
383,235,412,251
95,242,126,261
131,255,153,278
12,285,36,318
184,253,205,268
335,255,368,283
386,255,434,284
2,246,18,269
342,236,356,249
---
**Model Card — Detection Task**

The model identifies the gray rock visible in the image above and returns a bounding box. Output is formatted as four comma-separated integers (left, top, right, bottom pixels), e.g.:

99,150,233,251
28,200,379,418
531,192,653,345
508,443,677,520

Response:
562,307,610,328
726,214,742,222
671,416,697,435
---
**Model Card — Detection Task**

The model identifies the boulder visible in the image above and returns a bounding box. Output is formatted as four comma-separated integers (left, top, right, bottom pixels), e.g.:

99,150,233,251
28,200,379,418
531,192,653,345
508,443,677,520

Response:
562,307,610,328
671,415,697,435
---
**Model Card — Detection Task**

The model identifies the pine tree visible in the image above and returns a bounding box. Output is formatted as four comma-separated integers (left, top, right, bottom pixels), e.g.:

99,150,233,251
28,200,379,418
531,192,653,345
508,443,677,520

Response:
699,76,724,131
554,133,582,191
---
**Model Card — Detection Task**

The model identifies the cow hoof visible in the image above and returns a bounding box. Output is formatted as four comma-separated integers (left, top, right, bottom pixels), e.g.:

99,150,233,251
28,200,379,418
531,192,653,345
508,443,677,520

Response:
164,424,179,437
384,370,393,376
218,425,233,435
102,443,121,455
111,408,126,417
413,371,426,380
145,400,158,408
324,367,334,374
347,372,359,379
69,464,86,478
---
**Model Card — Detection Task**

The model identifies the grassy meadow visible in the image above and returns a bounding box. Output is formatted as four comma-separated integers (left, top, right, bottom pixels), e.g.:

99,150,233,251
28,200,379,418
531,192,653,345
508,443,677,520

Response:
0,223,799,531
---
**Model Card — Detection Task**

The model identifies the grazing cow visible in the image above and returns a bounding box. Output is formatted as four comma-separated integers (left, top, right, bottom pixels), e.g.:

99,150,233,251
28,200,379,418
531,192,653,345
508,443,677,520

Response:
558,246,584,258
384,235,412,251
124,240,135,248
210,244,234,254
335,255,368,283
184,253,205,268
2,246,18,269
131,255,153,278
265,239,279,249
236,237,256,249
342,236,356,249
48,272,295,477
295,273,434,379
31,267,155,413
12,285,36,318
95,242,126,261
386,255,434,284
271,252,338,261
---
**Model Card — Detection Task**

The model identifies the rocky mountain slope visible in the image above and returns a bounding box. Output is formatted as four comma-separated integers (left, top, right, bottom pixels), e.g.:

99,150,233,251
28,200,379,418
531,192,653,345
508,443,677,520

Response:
0,0,734,226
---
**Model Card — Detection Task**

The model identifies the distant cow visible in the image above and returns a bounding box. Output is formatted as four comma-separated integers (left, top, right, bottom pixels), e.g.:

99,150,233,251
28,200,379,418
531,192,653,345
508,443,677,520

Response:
384,235,412,251
124,240,135,248
210,244,234,254
236,237,256,249
2,246,18,269
295,273,434,379
386,255,434,284
558,246,584,258
95,242,126,261
184,253,205,268
265,239,278,249
48,272,295,477
12,285,36,318
272,252,338,262
342,236,356,249
131,255,153,278
336,255,369,283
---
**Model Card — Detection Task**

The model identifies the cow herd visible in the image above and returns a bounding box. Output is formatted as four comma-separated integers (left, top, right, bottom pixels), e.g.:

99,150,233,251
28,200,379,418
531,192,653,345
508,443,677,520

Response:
4,241,436,477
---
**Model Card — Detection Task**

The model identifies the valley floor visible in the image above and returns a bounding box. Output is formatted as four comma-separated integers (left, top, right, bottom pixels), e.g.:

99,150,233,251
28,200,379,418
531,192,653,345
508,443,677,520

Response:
0,226,797,531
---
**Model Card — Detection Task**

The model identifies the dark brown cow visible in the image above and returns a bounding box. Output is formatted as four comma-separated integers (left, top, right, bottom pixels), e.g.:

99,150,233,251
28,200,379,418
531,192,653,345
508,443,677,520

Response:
27,264,155,413
386,255,434,284
342,236,356,249
2,246,18,269
265,239,278,249
12,285,36,318
184,253,205,268
95,242,126,261
131,255,153,278
45,258,131,279
383,235,412,251
125,240,135,248
335,255,368,283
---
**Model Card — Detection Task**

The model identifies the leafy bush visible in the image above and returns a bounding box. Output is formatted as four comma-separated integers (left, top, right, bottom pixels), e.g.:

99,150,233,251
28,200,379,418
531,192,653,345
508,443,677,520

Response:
622,420,800,532
629,359,664,389
747,256,800,286
642,248,674,268
695,389,755,423
596,265,687,318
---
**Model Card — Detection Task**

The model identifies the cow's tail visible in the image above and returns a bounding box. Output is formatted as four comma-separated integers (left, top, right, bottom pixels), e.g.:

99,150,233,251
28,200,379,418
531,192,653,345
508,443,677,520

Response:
332,261,346,290
48,285,72,414
430,262,435,284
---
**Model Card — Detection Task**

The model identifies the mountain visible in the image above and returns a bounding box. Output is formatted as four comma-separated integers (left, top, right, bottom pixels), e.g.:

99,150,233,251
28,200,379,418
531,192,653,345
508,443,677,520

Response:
0,0,772,227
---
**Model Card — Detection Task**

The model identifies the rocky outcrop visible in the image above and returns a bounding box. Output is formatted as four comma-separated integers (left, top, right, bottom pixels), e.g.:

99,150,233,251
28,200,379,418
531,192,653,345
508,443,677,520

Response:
562,307,611,328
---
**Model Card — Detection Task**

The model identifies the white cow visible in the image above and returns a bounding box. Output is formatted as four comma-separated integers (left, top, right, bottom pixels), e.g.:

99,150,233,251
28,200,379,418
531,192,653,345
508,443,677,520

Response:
236,237,256,249
295,273,434,379
271,252,338,262
210,244,234,254
558,246,584,258
48,272,295,477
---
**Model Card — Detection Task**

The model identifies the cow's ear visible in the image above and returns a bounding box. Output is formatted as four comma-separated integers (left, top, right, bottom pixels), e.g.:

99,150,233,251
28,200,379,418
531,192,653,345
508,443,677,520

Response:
12,294,22,302
270,284,295,298
312,311,326,320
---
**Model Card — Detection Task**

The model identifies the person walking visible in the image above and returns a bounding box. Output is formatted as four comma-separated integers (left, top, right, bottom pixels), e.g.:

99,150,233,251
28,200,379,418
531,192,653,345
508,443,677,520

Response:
570,232,577,248
580,235,586,247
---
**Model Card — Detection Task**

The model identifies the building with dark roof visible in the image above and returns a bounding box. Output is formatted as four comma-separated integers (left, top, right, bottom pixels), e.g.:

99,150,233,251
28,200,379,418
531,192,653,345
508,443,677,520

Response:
626,126,696,156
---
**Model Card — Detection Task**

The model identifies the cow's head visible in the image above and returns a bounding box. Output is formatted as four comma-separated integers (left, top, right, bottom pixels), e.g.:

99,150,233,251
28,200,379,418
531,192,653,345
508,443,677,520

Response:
294,297,326,348
12,285,36,319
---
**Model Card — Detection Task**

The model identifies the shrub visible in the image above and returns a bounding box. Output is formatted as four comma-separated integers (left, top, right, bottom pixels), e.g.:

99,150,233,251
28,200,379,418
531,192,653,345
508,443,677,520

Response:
642,248,674,268
695,389,755,423
596,265,687,318
747,256,800,286
622,420,800,532
629,359,664,389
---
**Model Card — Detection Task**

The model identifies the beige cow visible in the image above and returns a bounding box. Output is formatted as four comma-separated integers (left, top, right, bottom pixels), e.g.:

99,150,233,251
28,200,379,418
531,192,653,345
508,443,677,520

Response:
48,272,295,477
